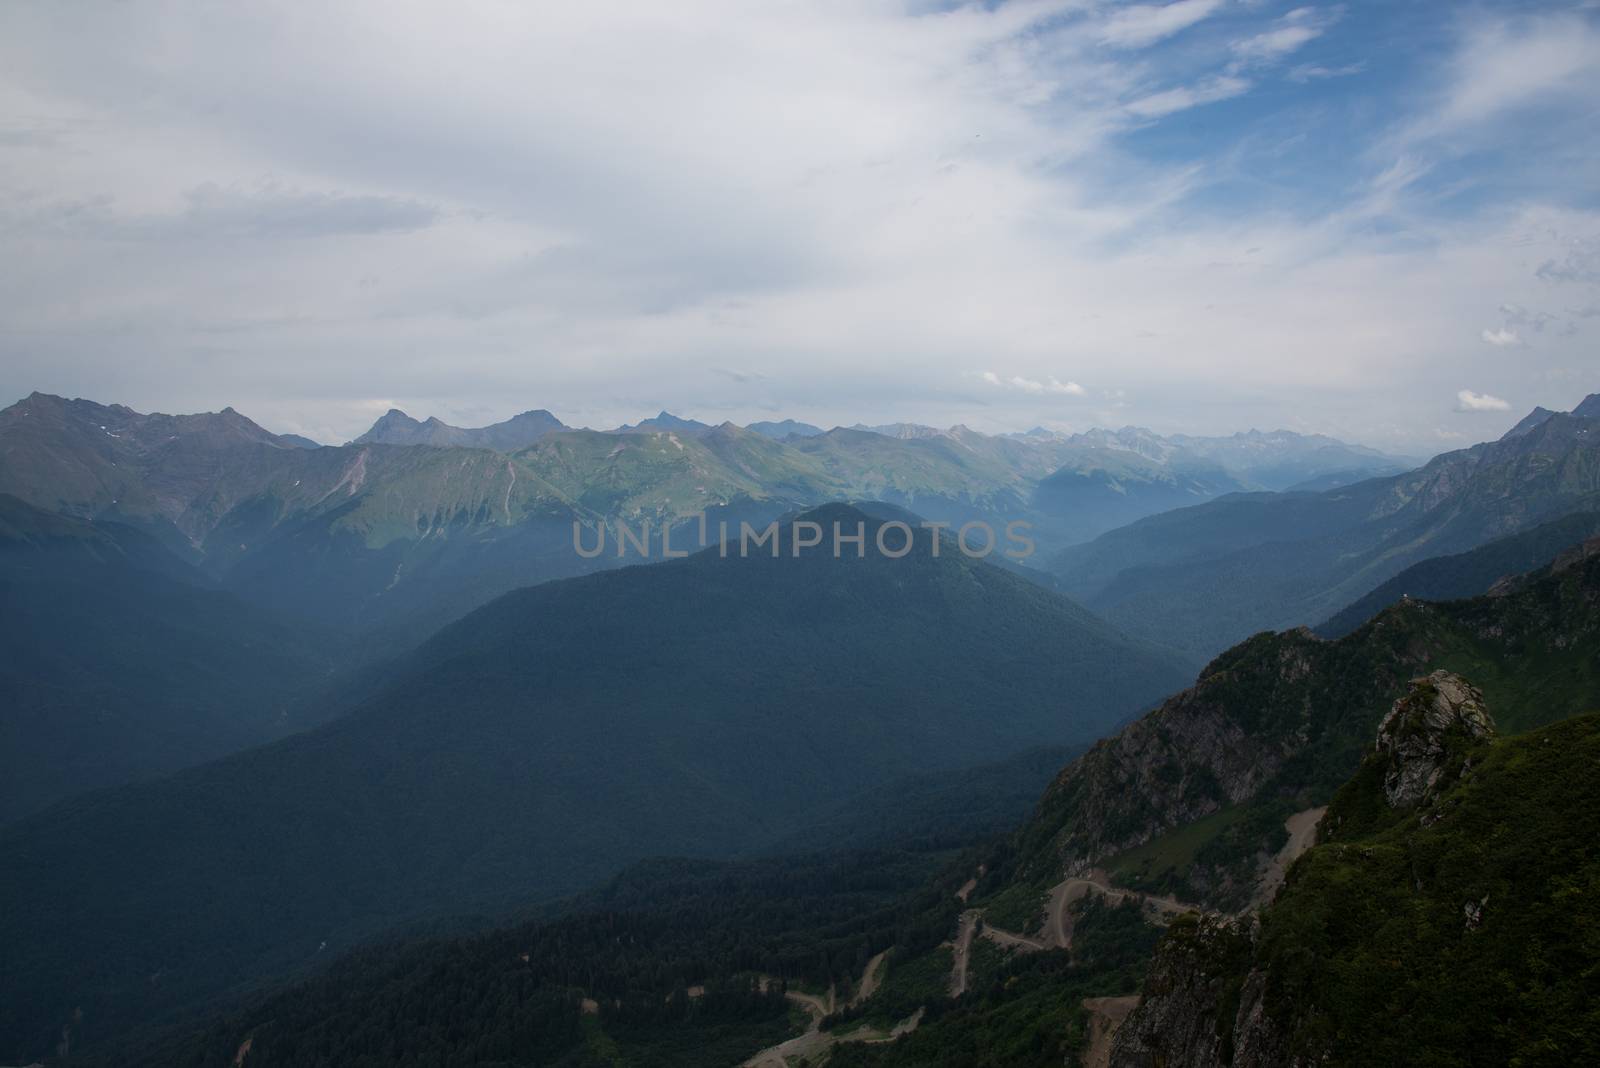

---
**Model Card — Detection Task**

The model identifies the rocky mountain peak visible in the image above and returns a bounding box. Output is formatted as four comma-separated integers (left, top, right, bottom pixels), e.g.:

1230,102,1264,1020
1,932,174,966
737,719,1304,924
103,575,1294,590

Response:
1375,671,1495,808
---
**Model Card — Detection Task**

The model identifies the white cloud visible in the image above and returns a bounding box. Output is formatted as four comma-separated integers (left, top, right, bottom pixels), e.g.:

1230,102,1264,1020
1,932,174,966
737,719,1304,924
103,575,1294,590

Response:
1480,327,1521,347
1126,75,1252,118
1232,8,1333,66
1388,13,1600,156
1286,61,1365,83
1455,389,1511,412
1098,0,1227,50
982,372,1087,396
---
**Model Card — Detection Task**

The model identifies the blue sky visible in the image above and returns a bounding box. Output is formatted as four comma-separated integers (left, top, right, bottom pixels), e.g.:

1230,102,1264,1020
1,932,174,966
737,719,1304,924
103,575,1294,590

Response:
1,0,1597,451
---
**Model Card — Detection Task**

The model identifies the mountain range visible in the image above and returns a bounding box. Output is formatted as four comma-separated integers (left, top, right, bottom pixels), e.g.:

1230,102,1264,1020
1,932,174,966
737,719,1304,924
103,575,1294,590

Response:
0,505,1192,1059
1050,394,1600,659
0,392,1417,647
4,385,1598,1064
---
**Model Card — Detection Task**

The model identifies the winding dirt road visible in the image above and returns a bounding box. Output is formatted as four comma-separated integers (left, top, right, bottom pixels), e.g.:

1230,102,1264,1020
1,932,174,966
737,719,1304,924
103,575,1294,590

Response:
743,952,918,1066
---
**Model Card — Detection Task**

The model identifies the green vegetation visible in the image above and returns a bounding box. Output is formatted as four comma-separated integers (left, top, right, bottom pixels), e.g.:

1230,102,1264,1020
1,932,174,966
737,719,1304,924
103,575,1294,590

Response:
1104,802,1293,903
829,947,955,1033
1135,711,1600,1066
994,549,1600,913
973,878,1051,933
1258,713,1600,1064
83,848,965,1068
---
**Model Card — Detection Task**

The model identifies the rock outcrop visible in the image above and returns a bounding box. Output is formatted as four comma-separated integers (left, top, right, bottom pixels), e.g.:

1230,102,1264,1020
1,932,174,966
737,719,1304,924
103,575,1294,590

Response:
1107,915,1300,1068
1374,670,1495,808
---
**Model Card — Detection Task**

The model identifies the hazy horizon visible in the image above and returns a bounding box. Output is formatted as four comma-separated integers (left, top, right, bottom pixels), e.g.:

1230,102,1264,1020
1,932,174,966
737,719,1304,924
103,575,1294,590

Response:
16,383,1566,459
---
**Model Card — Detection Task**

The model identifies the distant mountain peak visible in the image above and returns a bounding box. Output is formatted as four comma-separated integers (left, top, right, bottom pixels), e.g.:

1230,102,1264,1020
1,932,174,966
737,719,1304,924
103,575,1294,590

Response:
612,411,713,435
354,407,566,450
746,418,825,439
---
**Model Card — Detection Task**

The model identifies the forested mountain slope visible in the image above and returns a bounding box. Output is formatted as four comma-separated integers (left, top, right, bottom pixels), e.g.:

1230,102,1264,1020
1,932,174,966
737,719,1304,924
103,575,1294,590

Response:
0,495,339,821
0,505,1189,1061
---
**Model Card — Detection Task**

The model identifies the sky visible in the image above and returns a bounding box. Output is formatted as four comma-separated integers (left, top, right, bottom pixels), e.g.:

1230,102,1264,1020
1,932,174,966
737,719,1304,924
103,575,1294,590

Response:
1,0,1598,453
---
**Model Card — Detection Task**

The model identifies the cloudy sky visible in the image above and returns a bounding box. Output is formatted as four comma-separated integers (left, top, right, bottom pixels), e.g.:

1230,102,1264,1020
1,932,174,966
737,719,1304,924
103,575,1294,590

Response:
2,0,1597,452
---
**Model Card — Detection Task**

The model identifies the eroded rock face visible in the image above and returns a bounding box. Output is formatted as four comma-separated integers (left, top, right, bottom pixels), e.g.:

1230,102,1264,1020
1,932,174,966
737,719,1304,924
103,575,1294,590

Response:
1107,915,1250,1068
1109,917,1310,1068
1374,671,1495,808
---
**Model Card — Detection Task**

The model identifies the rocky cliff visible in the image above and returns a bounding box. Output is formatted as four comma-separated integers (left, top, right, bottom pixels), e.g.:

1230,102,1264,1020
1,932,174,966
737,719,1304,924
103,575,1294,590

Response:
1108,676,1600,1067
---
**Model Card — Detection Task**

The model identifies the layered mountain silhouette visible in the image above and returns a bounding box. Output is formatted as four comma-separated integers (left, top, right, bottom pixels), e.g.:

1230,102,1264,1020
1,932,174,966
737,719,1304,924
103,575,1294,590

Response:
1051,394,1600,658
0,393,1416,642
0,505,1190,1058
1316,509,1600,636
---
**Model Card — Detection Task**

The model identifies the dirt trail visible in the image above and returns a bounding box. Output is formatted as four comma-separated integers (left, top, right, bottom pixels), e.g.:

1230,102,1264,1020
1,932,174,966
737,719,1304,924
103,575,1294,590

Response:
1082,995,1139,1068
852,951,888,1007
743,988,829,1068
1040,871,1199,952
948,910,981,997
983,925,1047,952
1251,806,1326,909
